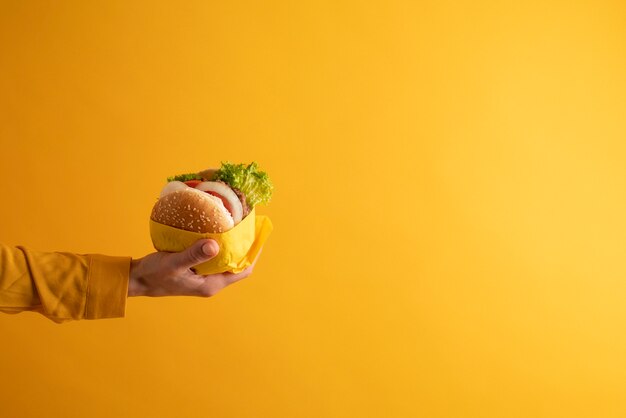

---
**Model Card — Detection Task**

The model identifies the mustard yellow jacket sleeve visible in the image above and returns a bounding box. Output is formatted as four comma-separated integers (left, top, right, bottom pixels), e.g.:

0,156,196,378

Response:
0,243,131,323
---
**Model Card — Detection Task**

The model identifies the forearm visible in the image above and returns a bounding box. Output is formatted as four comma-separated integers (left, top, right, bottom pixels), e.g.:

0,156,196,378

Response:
128,258,147,297
0,243,131,322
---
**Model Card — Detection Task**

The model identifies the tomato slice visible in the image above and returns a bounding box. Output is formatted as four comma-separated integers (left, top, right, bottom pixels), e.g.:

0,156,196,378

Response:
206,191,234,217
188,181,235,217
184,180,202,188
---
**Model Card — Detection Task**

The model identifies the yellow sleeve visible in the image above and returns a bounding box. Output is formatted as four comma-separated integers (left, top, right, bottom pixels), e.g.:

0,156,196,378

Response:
0,243,131,323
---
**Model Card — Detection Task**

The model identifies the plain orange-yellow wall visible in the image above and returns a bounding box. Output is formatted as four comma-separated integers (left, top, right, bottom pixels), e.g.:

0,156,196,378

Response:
2,1,626,417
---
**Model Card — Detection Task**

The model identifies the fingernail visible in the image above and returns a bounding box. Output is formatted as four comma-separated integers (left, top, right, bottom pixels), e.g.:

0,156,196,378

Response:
202,241,218,256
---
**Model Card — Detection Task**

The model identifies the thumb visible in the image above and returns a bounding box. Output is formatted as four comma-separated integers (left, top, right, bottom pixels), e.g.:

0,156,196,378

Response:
169,239,220,271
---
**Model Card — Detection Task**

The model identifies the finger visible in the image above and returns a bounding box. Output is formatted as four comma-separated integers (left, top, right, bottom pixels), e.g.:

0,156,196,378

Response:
222,266,254,285
221,247,264,285
197,276,228,297
167,239,219,272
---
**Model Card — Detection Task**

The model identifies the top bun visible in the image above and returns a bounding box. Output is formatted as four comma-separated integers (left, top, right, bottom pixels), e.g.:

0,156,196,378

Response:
198,167,218,181
150,188,234,233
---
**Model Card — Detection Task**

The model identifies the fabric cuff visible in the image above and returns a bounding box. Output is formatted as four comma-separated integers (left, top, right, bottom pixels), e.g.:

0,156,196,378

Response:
84,254,131,319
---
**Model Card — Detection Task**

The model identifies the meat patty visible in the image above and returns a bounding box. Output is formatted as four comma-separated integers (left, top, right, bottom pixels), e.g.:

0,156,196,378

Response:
232,188,250,218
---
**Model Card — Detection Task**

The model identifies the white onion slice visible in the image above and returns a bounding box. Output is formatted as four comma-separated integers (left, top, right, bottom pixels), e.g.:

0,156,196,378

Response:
159,181,188,198
195,181,243,224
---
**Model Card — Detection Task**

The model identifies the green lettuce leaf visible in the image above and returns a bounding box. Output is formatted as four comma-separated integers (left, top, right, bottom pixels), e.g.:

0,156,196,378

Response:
213,161,273,208
166,173,202,182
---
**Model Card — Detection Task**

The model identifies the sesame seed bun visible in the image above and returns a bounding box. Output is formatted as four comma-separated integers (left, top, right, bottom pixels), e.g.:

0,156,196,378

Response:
198,167,218,181
150,188,234,233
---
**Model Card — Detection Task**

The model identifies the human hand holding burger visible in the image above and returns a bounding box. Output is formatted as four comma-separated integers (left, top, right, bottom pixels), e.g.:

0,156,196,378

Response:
129,162,273,297
128,238,261,297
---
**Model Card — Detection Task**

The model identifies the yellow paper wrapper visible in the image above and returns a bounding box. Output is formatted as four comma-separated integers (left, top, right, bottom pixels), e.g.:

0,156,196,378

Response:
149,208,273,275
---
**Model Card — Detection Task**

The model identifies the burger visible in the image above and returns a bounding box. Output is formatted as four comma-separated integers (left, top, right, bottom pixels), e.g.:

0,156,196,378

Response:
151,162,273,234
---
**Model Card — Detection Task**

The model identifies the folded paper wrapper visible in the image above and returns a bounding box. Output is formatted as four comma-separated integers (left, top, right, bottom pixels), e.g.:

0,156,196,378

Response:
149,208,273,275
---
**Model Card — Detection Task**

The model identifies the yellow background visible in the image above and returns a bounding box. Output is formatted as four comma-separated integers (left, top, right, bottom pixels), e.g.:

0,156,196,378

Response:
1,1,626,417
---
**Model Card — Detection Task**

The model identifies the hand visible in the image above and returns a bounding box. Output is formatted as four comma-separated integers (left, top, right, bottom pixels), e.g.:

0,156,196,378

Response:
128,239,259,297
